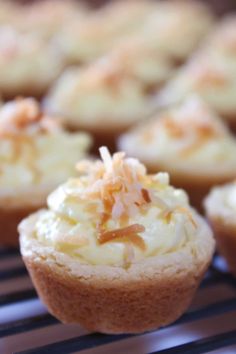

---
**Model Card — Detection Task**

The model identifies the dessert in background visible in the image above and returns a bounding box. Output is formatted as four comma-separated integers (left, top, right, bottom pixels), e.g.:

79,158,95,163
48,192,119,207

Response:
55,0,158,65
205,15,236,64
44,43,170,149
0,0,18,26
0,27,66,99
0,98,92,246
136,0,214,64
0,0,214,100
55,0,213,66
19,147,214,334
205,181,236,276
119,96,236,211
14,0,88,40
157,15,236,131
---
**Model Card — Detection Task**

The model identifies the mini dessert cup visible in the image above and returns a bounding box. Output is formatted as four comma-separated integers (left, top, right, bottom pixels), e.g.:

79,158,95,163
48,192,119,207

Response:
119,96,236,212
55,0,213,67
0,27,65,99
44,49,166,151
137,0,214,65
204,181,236,276
14,0,88,40
203,15,236,132
55,0,157,65
0,98,92,246
19,147,215,334
156,16,236,133
0,1,19,26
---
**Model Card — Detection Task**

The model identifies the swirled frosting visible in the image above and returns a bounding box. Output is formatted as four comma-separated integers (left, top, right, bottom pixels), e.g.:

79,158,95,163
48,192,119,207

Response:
27,147,202,267
0,98,92,193
119,96,236,177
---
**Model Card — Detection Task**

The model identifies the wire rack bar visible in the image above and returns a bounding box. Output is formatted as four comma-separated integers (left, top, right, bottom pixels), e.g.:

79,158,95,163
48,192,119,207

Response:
14,298,236,354
0,267,28,281
150,329,236,354
0,289,37,307
0,314,58,338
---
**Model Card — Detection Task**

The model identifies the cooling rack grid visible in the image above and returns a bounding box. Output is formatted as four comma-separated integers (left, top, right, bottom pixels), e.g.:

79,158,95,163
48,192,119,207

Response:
1,248,236,354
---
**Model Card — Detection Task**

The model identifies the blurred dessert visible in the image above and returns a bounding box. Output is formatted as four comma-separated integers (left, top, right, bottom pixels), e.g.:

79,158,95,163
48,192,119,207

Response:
157,16,236,131
44,44,169,149
19,147,215,333
205,181,236,276
55,0,157,65
0,26,66,99
137,0,214,64
55,0,213,66
0,0,18,26
14,0,88,39
0,98,92,246
119,96,236,211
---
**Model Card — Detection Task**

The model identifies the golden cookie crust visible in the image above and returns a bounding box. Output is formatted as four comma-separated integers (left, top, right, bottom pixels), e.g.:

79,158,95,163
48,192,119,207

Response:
20,213,215,334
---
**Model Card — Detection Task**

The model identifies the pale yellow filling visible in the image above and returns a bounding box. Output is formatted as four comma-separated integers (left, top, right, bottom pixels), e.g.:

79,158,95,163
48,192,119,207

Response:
33,148,200,267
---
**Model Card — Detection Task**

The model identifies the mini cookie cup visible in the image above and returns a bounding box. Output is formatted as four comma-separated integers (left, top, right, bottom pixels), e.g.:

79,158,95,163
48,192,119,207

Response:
20,212,215,334
205,186,236,276
206,216,236,276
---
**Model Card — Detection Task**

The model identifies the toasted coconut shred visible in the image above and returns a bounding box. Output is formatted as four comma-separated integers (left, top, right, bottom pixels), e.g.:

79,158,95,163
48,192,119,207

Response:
75,147,197,267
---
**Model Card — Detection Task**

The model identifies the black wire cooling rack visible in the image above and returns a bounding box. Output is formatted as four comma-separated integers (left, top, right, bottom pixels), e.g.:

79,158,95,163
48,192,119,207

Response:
1,248,236,354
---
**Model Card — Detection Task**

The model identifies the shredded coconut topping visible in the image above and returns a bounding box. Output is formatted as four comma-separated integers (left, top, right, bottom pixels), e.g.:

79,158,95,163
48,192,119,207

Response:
98,224,146,249
76,147,151,226
74,147,197,263
0,98,61,137
34,146,200,267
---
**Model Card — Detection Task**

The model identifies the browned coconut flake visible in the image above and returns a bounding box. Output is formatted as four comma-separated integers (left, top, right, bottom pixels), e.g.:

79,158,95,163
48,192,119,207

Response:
98,223,146,251
141,188,152,203
162,206,197,228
